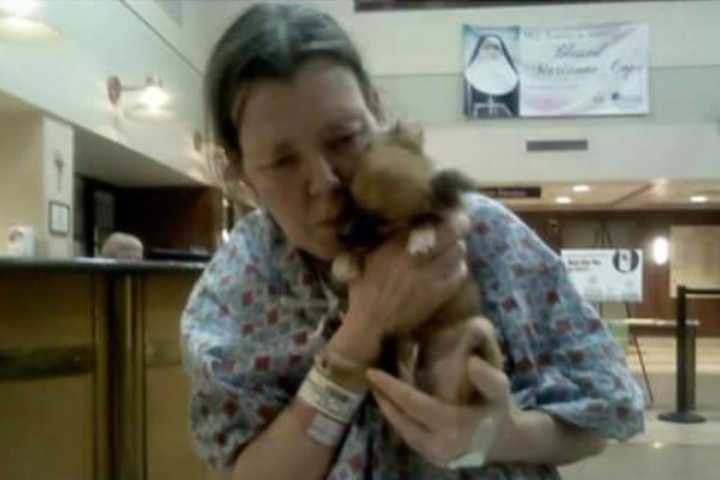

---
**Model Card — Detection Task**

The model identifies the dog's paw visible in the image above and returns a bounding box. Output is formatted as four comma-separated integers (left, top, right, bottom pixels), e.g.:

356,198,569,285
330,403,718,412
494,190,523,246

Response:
408,226,437,256
332,254,361,282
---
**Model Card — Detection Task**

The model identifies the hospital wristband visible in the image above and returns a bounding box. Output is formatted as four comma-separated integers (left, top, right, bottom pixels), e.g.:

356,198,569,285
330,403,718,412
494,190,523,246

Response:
297,366,366,424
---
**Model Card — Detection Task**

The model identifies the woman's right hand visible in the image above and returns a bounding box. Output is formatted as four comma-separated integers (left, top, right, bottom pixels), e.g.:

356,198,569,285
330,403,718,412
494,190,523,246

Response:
331,212,471,364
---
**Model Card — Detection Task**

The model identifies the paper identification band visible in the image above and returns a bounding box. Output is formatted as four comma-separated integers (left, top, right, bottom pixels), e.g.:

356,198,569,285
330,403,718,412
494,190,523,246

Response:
306,411,346,447
297,366,366,424
293,398,347,447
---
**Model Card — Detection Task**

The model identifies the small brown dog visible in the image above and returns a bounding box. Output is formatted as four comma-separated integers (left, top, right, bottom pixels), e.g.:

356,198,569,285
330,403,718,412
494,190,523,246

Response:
333,122,504,406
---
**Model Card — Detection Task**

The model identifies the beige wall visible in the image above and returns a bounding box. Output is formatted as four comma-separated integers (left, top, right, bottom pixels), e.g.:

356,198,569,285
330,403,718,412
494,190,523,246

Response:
0,114,44,254
0,114,74,257
42,117,74,258
205,1,720,185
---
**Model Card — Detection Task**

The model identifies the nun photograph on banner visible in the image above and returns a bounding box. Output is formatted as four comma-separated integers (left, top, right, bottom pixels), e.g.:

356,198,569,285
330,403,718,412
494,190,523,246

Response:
463,25,520,118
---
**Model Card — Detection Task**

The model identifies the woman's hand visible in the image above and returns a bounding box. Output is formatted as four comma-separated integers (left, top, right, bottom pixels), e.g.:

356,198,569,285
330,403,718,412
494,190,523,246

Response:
366,355,520,468
335,212,471,364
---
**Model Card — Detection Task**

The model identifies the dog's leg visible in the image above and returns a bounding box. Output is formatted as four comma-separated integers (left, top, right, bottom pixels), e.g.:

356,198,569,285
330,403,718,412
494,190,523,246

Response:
408,225,437,256
466,317,504,371
396,338,420,387
331,253,362,283
418,317,503,404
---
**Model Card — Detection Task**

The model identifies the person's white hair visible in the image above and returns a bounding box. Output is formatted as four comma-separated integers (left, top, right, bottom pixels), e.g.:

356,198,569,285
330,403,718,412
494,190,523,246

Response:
101,232,144,260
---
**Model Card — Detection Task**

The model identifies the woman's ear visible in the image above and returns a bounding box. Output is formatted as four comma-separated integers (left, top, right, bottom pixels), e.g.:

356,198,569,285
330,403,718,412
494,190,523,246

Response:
217,150,260,208
430,169,479,209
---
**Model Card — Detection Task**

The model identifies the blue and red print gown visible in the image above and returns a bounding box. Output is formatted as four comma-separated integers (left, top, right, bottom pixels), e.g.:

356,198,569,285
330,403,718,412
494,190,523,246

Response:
180,194,644,479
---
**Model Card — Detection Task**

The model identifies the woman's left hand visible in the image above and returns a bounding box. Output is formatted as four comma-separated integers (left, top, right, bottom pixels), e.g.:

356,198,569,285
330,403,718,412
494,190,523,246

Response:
367,355,520,468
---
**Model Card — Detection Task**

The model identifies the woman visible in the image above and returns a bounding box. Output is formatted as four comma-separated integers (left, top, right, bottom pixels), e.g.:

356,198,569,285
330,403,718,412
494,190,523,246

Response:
464,33,520,118
181,4,644,479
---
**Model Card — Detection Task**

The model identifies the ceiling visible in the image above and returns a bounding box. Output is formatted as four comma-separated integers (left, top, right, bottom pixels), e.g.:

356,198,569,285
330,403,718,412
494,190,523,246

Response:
490,180,720,211
0,90,200,187
73,126,200,187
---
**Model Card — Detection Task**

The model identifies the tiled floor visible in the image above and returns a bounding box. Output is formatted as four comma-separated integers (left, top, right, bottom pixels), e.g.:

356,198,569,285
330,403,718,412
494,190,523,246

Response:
560,337,720,480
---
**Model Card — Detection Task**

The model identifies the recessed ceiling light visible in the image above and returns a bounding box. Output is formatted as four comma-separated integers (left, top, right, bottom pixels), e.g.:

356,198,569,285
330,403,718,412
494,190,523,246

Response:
572,184,591,193
556,196,572,204
690,195,708,204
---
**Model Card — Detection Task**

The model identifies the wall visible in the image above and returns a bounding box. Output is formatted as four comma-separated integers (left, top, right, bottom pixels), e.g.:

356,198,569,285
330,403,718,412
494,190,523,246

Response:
0,1,206,185
0,114,44,254
4,2,716,189
42,117,74,257
204,1,720,184
120,0,215,72
518,209,720,336
0,113,75,257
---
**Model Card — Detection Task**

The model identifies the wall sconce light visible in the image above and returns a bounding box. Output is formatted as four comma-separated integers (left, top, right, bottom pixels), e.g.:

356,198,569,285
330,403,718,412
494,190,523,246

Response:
107,74,172,118
0,0,62,44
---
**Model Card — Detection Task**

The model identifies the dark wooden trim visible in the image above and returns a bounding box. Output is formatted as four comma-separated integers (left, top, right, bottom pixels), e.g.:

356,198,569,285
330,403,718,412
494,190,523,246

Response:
356,0,678,12
0,346,94,382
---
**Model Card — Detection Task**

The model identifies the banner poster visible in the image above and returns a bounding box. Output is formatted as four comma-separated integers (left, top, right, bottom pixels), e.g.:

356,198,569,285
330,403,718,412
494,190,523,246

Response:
463,23,649,118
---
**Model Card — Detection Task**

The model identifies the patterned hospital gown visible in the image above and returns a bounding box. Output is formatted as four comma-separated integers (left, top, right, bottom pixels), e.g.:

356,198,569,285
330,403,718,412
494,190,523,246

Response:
180,194,645,479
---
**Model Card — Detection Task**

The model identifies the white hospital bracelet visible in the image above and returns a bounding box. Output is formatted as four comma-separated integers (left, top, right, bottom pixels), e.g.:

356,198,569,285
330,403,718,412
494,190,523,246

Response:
306,411,346,447
297,366,366,424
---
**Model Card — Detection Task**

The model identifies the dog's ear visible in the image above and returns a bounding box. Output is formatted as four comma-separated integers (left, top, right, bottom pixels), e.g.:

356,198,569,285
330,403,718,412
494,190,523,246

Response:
430,169,479,209
389,121,424,154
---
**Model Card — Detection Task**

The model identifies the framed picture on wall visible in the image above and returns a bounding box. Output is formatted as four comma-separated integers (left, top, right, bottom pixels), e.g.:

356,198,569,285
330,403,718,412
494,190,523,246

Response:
49,201,71,237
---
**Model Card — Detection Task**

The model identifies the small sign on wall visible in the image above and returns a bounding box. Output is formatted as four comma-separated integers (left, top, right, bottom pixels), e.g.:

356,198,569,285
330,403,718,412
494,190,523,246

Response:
561,248,643,303
49,201,70,237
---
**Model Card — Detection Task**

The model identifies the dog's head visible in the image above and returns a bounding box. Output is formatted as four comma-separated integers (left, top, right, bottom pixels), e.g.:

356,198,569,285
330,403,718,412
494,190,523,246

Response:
338,122,477,249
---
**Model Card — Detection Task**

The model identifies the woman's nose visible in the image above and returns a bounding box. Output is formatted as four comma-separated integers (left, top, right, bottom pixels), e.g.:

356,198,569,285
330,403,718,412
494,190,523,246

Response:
307,154,341,195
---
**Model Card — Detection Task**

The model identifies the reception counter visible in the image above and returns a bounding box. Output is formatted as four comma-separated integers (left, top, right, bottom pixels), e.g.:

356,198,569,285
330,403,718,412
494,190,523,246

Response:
0,258,209,480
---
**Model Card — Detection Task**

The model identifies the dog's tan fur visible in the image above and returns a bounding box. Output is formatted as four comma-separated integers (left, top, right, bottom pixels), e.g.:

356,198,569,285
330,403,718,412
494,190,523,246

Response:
334,122,504,406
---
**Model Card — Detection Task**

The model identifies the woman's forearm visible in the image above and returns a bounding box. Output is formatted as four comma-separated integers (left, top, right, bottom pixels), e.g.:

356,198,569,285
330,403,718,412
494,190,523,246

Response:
213,322,380,480
488,408,607,466
212,400,336,480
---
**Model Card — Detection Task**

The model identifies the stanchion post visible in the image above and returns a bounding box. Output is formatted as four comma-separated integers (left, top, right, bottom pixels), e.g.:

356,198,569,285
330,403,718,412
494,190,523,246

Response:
658,285,705,423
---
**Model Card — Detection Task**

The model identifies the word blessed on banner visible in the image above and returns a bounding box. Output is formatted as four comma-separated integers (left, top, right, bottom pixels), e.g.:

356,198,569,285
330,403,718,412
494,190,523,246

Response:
463,23,649,119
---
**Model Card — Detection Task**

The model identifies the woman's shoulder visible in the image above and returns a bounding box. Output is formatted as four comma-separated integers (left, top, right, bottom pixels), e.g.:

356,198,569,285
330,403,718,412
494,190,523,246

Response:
197,210,281,295
462,193,559,270
462,193,525,236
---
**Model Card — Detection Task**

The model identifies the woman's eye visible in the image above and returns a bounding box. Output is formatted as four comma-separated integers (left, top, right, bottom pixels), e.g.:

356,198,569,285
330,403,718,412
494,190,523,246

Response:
271,154,298,169
330,131,367,153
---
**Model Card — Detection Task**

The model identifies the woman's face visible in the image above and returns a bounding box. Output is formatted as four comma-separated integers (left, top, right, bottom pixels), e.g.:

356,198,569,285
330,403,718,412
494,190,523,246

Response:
236,60,377,261
479,37,503,61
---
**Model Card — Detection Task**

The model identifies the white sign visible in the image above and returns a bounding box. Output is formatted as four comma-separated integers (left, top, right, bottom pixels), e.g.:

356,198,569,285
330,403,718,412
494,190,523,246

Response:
561,249,643,303
463,23,649,118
